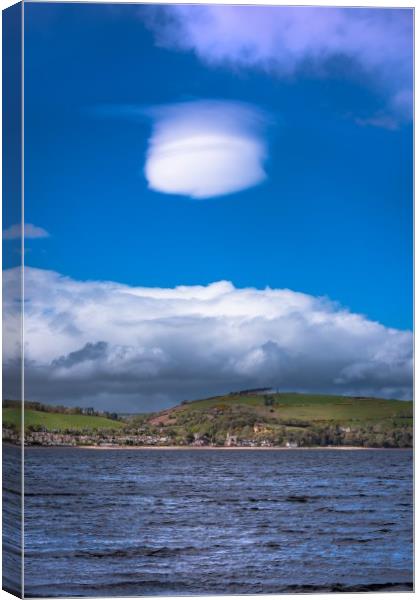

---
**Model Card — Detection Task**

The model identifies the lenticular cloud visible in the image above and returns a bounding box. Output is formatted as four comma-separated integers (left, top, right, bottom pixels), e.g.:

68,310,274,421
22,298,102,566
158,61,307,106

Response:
144,100,268,199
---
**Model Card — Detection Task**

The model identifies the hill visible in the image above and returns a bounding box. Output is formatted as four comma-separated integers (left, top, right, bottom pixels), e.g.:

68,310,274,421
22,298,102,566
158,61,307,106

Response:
2,393,413,447
161,392,412,422
137,392,413,447
3,407,124,432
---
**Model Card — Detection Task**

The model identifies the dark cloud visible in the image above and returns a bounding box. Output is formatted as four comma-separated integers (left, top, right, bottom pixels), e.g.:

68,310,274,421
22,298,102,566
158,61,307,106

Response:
3,267,412,412
52,341,108,368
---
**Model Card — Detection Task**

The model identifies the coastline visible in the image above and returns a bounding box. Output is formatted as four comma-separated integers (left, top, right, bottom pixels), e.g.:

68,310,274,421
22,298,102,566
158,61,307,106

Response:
4,442,412,451
71,445,408,451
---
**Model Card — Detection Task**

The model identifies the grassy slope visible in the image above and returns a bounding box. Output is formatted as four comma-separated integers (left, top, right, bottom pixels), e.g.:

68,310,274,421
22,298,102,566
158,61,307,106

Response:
155,392,413,426
3,408,124,431
3,393,412,436
145,393,412,448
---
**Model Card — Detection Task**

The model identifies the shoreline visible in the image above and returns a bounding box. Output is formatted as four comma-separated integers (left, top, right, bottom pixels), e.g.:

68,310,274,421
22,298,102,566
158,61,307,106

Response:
23,444,411,451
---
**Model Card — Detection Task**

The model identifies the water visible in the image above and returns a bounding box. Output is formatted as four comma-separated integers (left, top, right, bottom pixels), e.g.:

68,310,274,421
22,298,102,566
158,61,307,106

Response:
9,447,415,596
3,445,22,596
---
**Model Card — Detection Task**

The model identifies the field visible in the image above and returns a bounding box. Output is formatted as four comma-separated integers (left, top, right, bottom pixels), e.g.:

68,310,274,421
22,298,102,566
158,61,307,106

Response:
142,392,413,448
3,408,124,432
175,393,413,424
2,393,413,447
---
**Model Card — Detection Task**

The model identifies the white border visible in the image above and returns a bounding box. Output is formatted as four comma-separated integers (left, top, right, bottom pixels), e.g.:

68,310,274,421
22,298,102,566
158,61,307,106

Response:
0,2,415,600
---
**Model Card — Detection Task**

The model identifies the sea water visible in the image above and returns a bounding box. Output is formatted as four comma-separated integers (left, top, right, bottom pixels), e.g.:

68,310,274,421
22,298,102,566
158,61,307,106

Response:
4,447,413,596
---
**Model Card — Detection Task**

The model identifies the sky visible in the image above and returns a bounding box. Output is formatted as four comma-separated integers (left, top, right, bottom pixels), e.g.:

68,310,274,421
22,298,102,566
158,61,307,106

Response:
3,3,413,410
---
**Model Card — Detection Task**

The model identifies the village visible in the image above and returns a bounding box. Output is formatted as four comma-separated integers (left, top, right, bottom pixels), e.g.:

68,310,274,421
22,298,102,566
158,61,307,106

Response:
2,427,300,448
2,392,413,449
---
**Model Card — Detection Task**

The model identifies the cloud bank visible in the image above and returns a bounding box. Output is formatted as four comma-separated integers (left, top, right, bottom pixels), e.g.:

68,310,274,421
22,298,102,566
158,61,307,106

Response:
3,267,412,411
144,100,268,199
145,6,413,119
3,223,50,240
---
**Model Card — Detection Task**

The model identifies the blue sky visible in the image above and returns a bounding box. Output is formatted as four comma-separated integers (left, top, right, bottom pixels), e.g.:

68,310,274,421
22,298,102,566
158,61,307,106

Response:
3,4,413,409
19,3,413,331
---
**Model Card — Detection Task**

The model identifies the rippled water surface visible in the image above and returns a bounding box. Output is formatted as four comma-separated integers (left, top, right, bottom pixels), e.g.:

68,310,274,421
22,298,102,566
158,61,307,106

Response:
18,448,413,596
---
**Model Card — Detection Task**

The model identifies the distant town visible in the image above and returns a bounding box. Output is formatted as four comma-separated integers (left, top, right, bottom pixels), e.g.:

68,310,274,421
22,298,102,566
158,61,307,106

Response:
2,391,413,449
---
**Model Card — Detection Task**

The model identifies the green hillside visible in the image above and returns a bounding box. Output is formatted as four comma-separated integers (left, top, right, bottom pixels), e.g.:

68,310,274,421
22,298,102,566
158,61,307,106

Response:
142,392,413,447
3,408,124,432
173,392,412,423
2,393,413,447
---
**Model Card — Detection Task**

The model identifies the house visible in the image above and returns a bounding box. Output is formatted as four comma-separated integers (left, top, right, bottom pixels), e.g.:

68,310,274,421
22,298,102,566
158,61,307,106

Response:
192,432,209,446
225,432,238,446
260,439,273,447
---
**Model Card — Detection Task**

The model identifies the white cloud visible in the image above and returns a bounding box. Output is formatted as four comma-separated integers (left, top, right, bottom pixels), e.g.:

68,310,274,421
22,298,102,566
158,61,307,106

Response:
354,113,399,131
144,100,268,199
3,267,412,411
3,223,50,240
145,6,412,121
